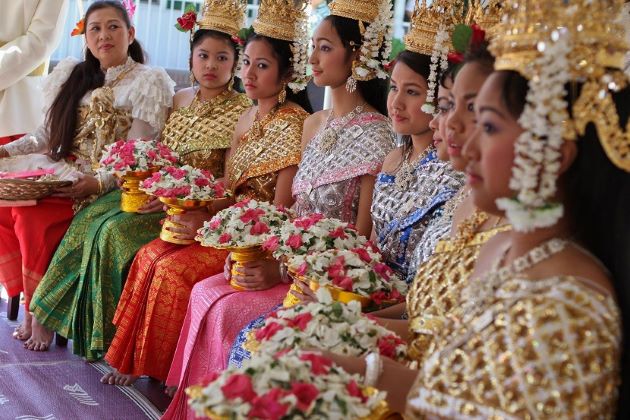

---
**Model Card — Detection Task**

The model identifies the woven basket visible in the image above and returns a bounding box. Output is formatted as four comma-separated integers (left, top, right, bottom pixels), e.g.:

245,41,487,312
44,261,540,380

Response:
0,178,72,201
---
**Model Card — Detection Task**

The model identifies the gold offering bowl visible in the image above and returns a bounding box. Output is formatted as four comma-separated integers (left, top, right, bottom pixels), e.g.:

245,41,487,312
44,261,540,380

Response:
119,168,158,213
159,197,213,245
211,245,270,291
282,269,371,308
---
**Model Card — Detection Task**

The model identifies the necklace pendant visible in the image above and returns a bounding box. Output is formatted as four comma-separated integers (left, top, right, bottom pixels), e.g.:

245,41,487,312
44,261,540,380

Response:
318,128,338,153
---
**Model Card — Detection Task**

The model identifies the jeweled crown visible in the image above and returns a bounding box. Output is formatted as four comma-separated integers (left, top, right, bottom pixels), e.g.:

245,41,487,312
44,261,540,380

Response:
328,0,384,23
404,0,460,55
464,0,503,38
252,0,309,42
197,0,247,37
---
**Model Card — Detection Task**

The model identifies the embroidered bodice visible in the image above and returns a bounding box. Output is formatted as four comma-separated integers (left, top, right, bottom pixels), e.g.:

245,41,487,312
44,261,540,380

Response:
406,212,511,366
406,275,621,419
161,91,251,177
292,112,395,221
226,106,308,203
371,149,463,280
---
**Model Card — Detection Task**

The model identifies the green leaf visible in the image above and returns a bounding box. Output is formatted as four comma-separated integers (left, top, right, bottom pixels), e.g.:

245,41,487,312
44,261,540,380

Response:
334,395,348,415
184,3,197,13
389,38,405,61
174,23,185,32
452,24,473,53
331,302,343,318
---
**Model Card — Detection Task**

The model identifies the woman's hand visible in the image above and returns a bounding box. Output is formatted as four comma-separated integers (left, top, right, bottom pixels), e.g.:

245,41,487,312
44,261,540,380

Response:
54,173,99,198
165,208,209,241
231,259,282,291
137,197,164,214
288,278,318,304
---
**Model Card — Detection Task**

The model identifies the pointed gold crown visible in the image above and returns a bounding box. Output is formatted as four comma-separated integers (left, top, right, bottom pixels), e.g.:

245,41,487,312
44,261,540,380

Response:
252,0,309,42
463,0,503,38
328,0,384,23
404,0,461,56
197,0,247,37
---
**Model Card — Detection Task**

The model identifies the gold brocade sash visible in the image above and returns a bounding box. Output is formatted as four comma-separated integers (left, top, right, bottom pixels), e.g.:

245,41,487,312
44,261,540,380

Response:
0,41,47,76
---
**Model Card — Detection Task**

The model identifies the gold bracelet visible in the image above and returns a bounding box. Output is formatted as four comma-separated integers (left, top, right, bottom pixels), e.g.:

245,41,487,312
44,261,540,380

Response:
96,176,104,195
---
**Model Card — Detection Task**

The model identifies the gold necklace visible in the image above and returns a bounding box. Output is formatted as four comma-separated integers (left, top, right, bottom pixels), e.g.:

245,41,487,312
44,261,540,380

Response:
394,145,435,191
318,103,364,153
249,103,281,142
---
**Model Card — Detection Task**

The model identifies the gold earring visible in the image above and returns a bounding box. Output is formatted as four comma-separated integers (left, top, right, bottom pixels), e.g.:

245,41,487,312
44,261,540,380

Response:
227,78,234,92
189,71,195,86
278,85,287,104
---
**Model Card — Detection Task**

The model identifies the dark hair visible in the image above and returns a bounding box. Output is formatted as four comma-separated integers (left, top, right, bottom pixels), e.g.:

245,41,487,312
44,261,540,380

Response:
462,41,494,75
47,1,144,161
190,29,242,92
496,70,630,417
393,50,432,164
324,15,389,115
245,33,313,113
439,64,456,89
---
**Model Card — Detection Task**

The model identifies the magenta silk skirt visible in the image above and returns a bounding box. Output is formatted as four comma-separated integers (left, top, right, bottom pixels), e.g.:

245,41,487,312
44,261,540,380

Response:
161,273,289,420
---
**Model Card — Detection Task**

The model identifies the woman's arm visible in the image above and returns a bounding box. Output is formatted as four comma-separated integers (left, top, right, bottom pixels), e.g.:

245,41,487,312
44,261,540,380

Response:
355,174,377,237
273,165,298,208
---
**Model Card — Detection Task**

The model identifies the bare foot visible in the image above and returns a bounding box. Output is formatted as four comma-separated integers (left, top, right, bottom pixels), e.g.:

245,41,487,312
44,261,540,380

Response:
12,311,32,341
164,386,177,398
24,316,53,351
100,369,138,386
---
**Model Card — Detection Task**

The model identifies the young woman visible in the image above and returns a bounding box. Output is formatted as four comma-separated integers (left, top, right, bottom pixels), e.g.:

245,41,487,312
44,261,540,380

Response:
164,4,395,418
0,0,173,349
372,51,463,282
103,5,311,387
29,6,250,359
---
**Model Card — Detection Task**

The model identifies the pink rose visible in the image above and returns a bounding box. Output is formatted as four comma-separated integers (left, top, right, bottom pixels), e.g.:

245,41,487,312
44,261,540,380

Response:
377,334,405,359
221,373,256,402
329,226,348,239
287,313,312,331
234,199,251,208
291,382,319,411
332,275,353,292
213,183,225,197
248,388,289,420
255,322,283,341
209,218,221,230
286,234,303,250
262,235,280,252
295,262,308,276
299,352,332,375
219,233,232,244
370,290,388,305
250,221,270,235
353,247,372,263
373,263,392,281
194,177,209,187
200,371,220,386
327,257,345,279
146,150,157,160
346,380,367,403
240,208,265,224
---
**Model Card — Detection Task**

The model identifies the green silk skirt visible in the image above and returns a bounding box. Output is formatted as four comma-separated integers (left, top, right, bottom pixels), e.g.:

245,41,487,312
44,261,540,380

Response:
30,190,164,360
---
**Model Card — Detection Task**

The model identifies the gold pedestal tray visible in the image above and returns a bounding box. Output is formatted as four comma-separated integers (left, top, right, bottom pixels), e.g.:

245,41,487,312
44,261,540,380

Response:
282,271,371,308
120,169,157,213
159,197,212,245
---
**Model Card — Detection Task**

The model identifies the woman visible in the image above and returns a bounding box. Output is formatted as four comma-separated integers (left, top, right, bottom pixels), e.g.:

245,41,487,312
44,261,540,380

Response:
103,0,311,387
164,2,395,417
0,0,173,349
406,13,628,417
372,51,463,282
29,2,250,360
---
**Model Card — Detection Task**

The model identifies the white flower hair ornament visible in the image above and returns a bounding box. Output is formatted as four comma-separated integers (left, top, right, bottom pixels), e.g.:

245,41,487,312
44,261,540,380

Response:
288,14,310,93
345,0,394,92
496,30,572,232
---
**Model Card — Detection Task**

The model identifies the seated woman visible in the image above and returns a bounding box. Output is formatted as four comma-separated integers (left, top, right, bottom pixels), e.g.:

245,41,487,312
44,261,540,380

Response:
0,0,173,350
28,2,250,359
102,0,311,387
163,3,396,418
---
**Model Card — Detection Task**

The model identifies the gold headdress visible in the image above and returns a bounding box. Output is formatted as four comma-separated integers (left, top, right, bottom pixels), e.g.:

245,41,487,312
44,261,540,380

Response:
489,0,630,231
197,0,247,37
329,0,394,92
404,0,459,56
463,0,503,38
252,0,308,42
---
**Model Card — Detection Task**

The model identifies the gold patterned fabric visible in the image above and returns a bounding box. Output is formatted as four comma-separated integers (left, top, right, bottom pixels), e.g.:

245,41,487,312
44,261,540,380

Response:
227,106,308,201
406,275,621,418
407,211,511,366
161,91,251,176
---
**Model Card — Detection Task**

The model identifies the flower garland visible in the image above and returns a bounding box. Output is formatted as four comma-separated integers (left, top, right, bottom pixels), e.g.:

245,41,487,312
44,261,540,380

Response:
421,26,450,115
196,199,293,248
288,16,310,93
139,165,225,201
251,289,407,361
99,139,179,176
262,214,368,260
345,0,394,92
187,350,387,419
496,31,571,231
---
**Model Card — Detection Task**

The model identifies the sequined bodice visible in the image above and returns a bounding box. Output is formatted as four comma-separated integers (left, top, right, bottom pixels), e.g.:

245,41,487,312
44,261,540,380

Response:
227,106,308,202
406,275,620,419
292,112,394,221
371,150,463,280
161,92,250,177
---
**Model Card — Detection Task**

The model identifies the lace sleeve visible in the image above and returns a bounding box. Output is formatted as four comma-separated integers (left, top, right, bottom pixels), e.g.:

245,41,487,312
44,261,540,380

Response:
406,277,621,418
126,67,175,134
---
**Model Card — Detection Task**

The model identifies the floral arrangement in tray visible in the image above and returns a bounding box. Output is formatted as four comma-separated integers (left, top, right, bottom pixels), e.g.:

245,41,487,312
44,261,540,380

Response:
196,199,294,248
287,246,408,305
140,165,226,201
187,349,388,419
261,214,369,260
99,139,179,176
251,288,407,361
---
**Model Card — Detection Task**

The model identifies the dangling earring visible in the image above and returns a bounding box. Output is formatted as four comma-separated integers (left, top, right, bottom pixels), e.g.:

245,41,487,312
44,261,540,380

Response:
189,71,196,87
278,84,287,104
227,77,234,92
